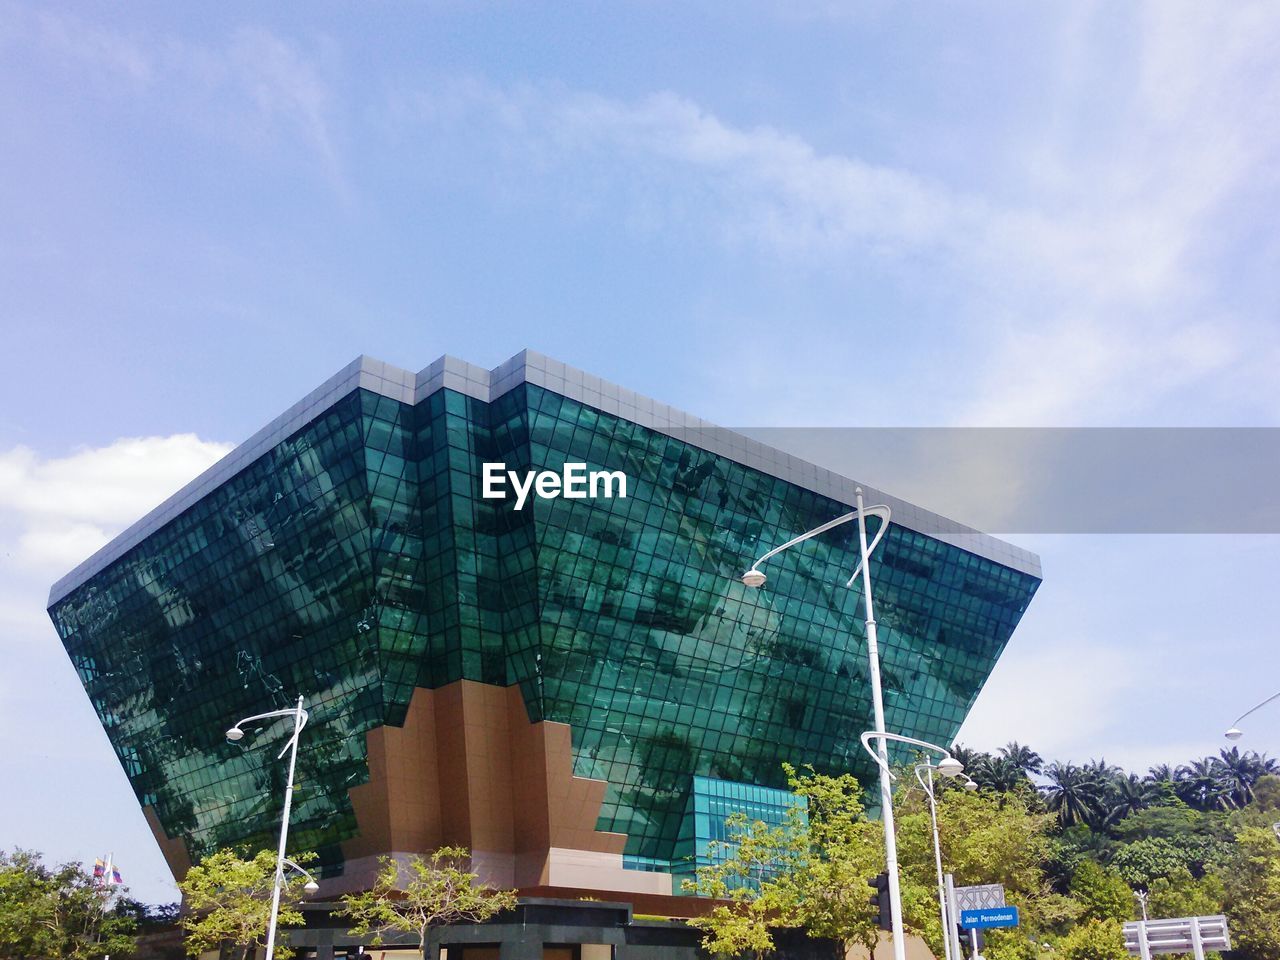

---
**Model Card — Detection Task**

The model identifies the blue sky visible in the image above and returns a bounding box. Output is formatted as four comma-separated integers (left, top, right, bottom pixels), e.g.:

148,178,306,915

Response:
3,2,1280,904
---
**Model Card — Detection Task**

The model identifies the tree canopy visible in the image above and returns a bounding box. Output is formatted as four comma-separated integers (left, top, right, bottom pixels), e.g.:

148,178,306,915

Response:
177,847,316,960
685,743,1280,960
339,847,518,955
0,849,138,960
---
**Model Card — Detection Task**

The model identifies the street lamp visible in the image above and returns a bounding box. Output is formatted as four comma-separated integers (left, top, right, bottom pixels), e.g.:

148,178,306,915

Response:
914,761,978,960
1225,689,1280,740
856,730,965,960
742,490,911,960
282,858,321,895
224,695,310,960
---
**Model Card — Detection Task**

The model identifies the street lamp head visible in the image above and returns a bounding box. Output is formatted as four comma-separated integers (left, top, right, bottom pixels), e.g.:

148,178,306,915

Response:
936,756,964,778
225,727,245,742
1226,727,1244,741
741,569,767,589
303,880,320,894
963,778,979,792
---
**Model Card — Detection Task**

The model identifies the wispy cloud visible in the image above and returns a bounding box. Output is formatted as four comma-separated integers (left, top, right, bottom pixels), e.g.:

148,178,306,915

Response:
3,7,346,196
394,2,1280,427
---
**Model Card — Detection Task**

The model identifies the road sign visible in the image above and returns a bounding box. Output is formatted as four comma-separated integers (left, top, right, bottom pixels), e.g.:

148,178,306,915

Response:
954,883,1006,912
1123,916,1230,960
961,907,1020,929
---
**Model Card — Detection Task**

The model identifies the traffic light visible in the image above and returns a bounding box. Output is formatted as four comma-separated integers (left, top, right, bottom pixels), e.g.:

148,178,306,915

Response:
867,871,892,931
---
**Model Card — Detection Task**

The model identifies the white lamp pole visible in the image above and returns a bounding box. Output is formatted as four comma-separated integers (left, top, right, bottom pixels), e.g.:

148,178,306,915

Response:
742,490,912,960
915,762,978,960
224,695,311,960
856,730,965,960
854,488,908,960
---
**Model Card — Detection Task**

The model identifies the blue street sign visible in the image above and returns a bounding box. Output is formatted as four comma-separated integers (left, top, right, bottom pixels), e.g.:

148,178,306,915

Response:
961,906,1020,929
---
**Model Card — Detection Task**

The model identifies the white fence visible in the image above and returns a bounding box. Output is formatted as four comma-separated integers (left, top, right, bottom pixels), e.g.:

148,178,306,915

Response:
1123,916,1231,960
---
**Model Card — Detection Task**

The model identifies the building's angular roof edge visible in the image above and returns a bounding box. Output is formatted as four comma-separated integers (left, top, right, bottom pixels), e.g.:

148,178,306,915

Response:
48,351,1042,607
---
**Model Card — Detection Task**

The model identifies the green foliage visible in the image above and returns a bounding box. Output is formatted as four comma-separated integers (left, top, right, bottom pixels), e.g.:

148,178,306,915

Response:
1058,919,1129,960
340,847,517,953
895,781,1057,951
1110,838,1192,888
1251,776,1280,812
177,848,315,960
0,849,137,960
1146,867,1224,920
671,743,1280,960
1069,861,1133,923
982,927,1042,960
1112,803,1232,876
1223,827,1280,960
682,764,885,958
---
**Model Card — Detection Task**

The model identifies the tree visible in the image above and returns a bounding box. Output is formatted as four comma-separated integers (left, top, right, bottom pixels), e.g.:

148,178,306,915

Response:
340,848,517,957
1058,918,1129,960
1175,759,1233,812
1251,775,1280,812
1069,861,1132,923
1109,838,1189,889
895,780,1057,955
951,745,995,784
1224,827,1280,960
682,764,888,958
1111,803,1231,877
178,848,315,960
1000,742,1045,777
0,849,137,960
1102,775,1159,826
983,756,1033,793
1145,867,1224,921
1215,750,1279,809
1043,763,1104,828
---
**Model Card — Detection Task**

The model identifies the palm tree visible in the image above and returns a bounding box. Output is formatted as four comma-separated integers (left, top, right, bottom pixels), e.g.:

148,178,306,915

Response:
1215,748,1279,807
950,744,993,783
1042,762,1104,827
1102,773,1157,825
1082,758,1122,782
1145,763,1177,785
999,741,1044,776
1176,758,1234,810
984,755,1030,793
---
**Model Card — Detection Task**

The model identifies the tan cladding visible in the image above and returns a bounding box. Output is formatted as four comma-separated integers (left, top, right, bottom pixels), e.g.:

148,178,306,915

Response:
144,680,672,899
343,680,629,883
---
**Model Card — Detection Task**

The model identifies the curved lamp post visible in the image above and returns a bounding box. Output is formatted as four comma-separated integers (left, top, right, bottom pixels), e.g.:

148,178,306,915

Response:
914,761,978,960
224,695,310,960
1225,690,1280,740
742,489,914,960
857,731,965,960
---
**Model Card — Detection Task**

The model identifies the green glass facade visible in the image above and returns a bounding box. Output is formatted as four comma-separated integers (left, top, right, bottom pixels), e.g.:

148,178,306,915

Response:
48,375,1039,879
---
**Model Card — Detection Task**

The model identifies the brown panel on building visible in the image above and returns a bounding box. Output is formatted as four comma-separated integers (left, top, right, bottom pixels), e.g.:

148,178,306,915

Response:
346,683,443,859
142,805,192,881
343,680,637,896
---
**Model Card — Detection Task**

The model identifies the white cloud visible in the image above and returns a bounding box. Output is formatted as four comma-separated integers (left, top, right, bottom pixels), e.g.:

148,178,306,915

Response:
0,435,228,903
0,435,232,572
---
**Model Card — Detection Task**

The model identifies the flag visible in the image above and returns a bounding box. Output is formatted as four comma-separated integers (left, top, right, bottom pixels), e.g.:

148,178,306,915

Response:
92,859,105,881
110,866,122,886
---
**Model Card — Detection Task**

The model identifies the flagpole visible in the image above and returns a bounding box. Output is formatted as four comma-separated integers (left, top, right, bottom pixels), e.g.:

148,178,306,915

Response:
102,852,113,960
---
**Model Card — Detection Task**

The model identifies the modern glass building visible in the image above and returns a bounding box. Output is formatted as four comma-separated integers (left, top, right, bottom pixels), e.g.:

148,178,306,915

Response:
47,351,1040,906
